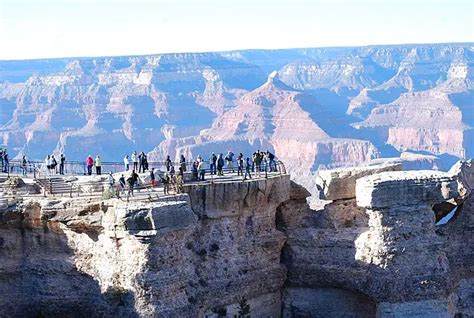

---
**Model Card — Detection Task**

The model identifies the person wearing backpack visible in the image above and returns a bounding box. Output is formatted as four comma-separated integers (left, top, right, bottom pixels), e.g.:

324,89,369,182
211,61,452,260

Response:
267,150,276,172
225,151,235,173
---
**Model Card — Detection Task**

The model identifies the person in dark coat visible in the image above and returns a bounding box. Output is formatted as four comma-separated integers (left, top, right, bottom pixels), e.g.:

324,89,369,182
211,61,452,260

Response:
217,154,224,176
59,154,66,175
209,153,217,175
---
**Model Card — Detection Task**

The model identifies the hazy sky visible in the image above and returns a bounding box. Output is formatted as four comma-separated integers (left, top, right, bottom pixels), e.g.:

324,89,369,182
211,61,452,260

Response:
0,0,473,60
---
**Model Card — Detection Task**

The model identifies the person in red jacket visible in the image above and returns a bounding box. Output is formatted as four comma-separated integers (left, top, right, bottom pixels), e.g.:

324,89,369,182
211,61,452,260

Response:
86,155,94,175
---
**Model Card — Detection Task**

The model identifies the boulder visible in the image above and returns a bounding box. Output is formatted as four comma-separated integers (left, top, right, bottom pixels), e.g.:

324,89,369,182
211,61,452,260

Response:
356,170,461,209
316,163,402,201
448,159,473,199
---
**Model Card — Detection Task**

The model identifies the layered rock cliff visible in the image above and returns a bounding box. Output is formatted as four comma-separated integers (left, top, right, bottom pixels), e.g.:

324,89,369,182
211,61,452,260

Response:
1,43,472,172
0,175,290,317
0,161,473,317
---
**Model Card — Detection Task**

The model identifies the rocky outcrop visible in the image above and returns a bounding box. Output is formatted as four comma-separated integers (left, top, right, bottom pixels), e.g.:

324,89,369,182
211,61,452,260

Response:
279,161,474,317
1,161,473,317
0,175,290,317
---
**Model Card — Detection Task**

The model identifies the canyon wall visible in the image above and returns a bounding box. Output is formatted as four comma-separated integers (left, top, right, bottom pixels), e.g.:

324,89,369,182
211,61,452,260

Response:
0,160,473,317
0,175,290,317
278,161,473,317
1,43,472,173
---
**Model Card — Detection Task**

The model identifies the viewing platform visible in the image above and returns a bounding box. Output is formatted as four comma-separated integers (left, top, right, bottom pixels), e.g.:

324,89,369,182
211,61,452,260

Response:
0,160,288,206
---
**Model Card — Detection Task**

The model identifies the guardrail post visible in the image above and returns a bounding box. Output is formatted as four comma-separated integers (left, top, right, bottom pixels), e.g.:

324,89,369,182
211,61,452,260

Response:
70,183,73,198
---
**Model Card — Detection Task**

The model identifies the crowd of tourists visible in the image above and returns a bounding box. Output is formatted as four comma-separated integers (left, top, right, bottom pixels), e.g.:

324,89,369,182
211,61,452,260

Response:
1,148,33,176
189,150,277,181
106,149,277,198
1,147,278,197
44,154,67,175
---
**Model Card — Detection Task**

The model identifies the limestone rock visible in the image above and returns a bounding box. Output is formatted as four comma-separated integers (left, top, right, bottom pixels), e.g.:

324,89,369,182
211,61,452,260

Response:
356,170,461,208
449,159,473,197
316,163,402,201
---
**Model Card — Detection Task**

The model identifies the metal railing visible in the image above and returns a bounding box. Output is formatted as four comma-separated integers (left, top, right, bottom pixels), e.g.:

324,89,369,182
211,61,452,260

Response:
0,158,285,178
0,159,287,201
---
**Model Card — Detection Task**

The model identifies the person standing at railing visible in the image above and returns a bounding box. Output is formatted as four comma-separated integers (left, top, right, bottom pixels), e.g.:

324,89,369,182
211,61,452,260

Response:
45,155,51,174
138,151,145,173
95,155,102,175
217,153,224,176
198,159,205,181
244,157,252,180
191,161,199,181
161,173,170,194
132,151,138,171
237,153,244,176
263,152,269,178
0,148,4,172
2,150,8,174
180,155,186,172
253,151,261,176
59,154,66,175
51,155,58,174
86,155,93,175
21,155,28,176
123,155,130,171
165,155,172,172
266,150,276,172
251,151,257,172
209,153,217,175
225,151,235,173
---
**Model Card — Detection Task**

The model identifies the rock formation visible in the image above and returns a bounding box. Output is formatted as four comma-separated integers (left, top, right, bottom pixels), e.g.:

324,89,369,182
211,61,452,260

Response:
0,175,289,317
278,161,473,317
1,159,472,317
1,43,472,173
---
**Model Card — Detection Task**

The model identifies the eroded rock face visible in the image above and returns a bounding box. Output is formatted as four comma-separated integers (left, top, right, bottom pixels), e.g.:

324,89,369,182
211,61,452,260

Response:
0,175,290,317
280,162,474,317
1,161,473,317
316,162,402,201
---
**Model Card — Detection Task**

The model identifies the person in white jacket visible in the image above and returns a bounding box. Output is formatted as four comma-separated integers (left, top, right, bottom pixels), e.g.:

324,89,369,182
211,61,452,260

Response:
123,155,130,171
132,151,138,171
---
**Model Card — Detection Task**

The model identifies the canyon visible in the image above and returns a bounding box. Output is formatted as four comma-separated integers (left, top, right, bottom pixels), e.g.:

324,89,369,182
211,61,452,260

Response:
0,43,473,175
0,159,472,317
